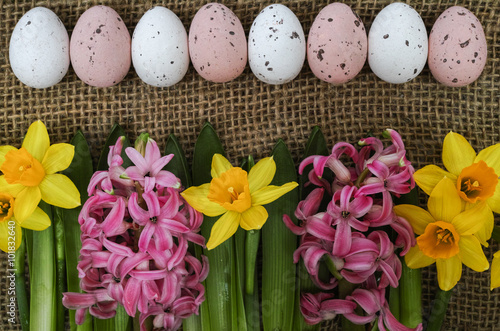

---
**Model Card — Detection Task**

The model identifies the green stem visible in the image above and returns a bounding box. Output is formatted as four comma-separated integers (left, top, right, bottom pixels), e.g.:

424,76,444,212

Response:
324,256,343,281
54,209,67,331
30,202,55,331
426,288,453,331
245,230,260,295
389,285,400,322
399,259,422,328
14,237,29,331
245,267,261,331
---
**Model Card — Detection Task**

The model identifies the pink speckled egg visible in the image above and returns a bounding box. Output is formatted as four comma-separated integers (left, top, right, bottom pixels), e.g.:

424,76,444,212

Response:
189,3,247,83
428,6,487,87
70,6,131,87
308,3,367,84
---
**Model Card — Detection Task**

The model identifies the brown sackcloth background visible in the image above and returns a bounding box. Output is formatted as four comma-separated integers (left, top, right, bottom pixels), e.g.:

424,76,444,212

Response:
0,0,499,330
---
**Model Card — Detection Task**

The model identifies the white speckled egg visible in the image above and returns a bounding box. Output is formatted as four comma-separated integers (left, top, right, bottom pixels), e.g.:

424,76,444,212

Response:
248,4,305,85
189,3,247,83
9,7,69,88
428,6,487,87
132,7,189,87
308,3,367,84
368,3,428,84
70,5,131,87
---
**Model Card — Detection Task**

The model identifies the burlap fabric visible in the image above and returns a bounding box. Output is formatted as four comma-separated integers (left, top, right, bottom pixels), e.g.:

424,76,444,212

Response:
0,0,499,330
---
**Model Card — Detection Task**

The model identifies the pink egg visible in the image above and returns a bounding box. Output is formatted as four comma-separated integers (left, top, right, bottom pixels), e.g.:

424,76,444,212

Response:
308,3,367,84
189,3,247,83
428,6,487,87
70,6,131,87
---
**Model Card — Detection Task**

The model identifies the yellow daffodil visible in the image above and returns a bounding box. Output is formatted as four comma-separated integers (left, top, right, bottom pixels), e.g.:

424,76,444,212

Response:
414,132,500,245
0,121,80,223
181,154,298,249
0,192,50,252
394,177,490,291
492,251,500,290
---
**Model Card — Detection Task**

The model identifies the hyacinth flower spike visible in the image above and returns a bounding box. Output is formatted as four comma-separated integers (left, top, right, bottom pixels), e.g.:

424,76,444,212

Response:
394,177,490,291
182,153,297,249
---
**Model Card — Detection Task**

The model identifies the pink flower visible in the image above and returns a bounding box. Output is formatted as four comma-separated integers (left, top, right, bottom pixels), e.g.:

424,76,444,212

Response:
345,288,423,331
300,292,357,325
327,185,372,256
124,138,180,191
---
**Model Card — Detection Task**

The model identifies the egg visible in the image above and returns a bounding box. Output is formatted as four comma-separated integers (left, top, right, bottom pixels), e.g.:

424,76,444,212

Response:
368,3,428,84
70,6,131,87
189,3,247,83
248,4,305,85
132,7,189,87
9,7,69,89
307,3,367,84
428,6,487,87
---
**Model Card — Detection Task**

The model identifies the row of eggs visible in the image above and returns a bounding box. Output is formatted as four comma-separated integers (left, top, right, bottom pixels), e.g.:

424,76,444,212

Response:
9,3,487,89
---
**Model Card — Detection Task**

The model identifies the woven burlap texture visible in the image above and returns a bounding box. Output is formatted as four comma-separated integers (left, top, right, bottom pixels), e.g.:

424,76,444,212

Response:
0,0,499,330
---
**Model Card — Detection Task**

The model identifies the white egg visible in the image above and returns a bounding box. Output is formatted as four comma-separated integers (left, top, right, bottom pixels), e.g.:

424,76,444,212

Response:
248,4,305,85
368,3,428,84
132,6,189,87
9,7,70,88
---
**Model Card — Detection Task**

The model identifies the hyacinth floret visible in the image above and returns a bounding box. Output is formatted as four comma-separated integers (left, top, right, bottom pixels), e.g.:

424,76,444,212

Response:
285,129,421,330
63,136,208,331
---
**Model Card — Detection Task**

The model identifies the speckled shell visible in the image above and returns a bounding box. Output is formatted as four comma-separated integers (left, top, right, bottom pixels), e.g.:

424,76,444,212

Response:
248,4,305,85
132,7,189,87
307,3,367,84
70,6,131,87
189,3,247,83
428,6,487,87
368,3,428,84
9,7,69,88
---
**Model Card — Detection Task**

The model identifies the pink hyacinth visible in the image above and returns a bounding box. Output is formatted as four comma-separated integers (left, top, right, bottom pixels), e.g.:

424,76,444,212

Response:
64,136,208,331
284,129,418,327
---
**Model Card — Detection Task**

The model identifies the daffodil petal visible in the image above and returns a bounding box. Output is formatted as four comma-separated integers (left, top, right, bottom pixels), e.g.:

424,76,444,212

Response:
22,120,50,162
14,187,41,222
42,143,75,174
393,205,435,235
206,211,240,250
251,182,298,206
240,205,268,230
458,235,489,272
475,143,500,178
0,218,22,252
248,157,275,193
414,165,456,196
405,245,435,269
211,154,232,178
491,251,500,290
181,184,226,217
428,177,461,223
452,201,492,236
39,174,80,208
0,146,17,167
436,256,462,291
0,176,24,197
487,181,500,214
442,131,476,176
19,207,51,231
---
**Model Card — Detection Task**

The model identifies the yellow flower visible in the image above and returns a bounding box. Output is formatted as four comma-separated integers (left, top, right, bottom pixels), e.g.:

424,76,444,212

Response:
492,251,500,290
414,132,500,245
181,154,298,249
0,121,80,222
394,177,490,291
0,192,50,252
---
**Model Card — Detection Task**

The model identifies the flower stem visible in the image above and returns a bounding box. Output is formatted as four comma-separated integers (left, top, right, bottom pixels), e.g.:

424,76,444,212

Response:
245,229,260,295
426,288,453,331
354,168,371,188
324,256,343,281
30,201,55,331
399,258,422,328
53,208,67,331
14,237,29,331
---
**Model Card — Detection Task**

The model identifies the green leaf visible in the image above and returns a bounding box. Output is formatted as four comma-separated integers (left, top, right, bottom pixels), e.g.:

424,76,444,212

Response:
14,237,29,331
97,123,132,171
60,130,93,330
164,134,192,188
54,208,67,331
192,122,228,331
262,139,298,331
